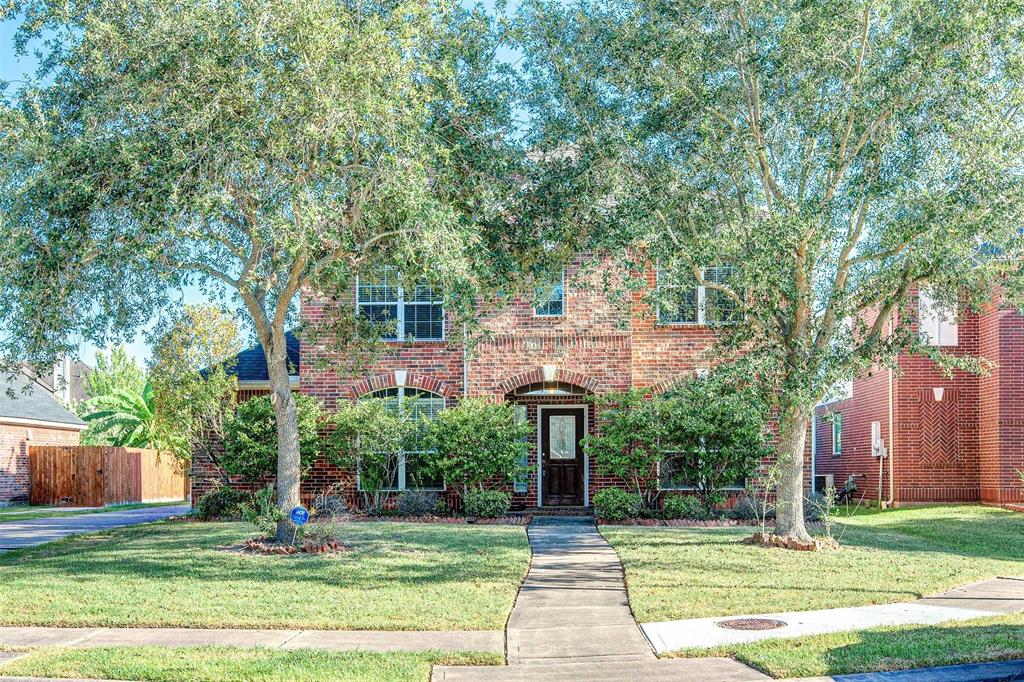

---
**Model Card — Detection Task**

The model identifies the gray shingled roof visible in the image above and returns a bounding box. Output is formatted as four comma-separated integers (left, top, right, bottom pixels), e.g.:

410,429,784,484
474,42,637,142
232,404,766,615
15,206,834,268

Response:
0,372,86,427
230,331,300,382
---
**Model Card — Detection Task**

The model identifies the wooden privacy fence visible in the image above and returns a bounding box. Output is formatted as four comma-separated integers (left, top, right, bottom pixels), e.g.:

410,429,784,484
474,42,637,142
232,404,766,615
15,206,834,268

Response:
29,446,188,507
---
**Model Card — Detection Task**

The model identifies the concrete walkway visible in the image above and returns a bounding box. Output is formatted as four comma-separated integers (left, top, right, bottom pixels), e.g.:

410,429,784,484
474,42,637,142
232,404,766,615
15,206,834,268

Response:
0,504,191,553
0,626,503,654
642,577,1024,654
433,517,767,681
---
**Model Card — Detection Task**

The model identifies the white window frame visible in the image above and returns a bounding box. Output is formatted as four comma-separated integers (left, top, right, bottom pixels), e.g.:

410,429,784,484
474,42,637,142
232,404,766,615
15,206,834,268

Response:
657,449,748,491
534,269,566,318
355,269,445,342
832,413,843,456
356,386,446,492
918,289,958,347
655,267,737,326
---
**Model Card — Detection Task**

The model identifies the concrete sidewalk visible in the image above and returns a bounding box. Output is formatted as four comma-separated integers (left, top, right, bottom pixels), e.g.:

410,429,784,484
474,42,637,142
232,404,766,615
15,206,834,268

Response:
433,516,767,681
0,504,191,553
642,577,1024,654
0,627,503,654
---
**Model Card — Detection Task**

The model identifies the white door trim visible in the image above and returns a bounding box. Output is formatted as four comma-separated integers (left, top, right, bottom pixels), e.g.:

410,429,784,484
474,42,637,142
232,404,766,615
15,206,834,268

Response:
536,404,589,508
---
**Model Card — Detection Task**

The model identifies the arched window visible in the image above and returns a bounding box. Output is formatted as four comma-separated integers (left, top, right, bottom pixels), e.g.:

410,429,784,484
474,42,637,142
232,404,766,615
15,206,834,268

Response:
358,387,445,491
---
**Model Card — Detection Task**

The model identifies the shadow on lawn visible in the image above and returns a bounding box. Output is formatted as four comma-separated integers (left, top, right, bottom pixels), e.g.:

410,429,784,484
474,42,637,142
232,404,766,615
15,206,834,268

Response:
0,521,529,589
782,622,1024,678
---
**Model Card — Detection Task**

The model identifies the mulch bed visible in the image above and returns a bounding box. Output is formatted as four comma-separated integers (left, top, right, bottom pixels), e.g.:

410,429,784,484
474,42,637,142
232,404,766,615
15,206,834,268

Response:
598,518,823,528
742,531,839,551
233,538,352,555
345,514,532,526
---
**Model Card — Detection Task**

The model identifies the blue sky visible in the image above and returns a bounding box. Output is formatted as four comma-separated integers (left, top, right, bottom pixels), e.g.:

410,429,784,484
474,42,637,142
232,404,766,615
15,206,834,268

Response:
1,2,521,369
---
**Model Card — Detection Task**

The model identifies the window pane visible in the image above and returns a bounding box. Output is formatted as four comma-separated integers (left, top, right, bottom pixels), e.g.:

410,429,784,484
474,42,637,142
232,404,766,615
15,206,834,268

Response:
405,453,444,490
403,303,444,340
514,404,529,493
409,280,441,303
660,450,745,490
535,275,564,316
358,303,400,340
704,266,739,324
659,288,698,324
359,455,399,491
548,415,576,459
357,268,400,303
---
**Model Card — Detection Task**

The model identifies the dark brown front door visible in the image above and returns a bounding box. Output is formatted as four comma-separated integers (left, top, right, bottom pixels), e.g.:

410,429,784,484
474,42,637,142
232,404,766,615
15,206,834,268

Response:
541,408,585,506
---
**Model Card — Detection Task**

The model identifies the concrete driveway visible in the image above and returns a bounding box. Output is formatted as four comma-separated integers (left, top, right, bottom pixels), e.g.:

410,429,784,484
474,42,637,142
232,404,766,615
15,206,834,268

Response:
0,504,191,553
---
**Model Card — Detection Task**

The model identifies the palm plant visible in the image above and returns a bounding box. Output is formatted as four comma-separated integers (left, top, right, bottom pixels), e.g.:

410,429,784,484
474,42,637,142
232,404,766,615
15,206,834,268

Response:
81,381,180,450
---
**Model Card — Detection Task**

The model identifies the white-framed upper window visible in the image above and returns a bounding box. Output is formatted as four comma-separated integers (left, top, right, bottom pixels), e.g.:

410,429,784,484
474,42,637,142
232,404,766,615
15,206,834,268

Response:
918,289,958,347
656,266,738,325
832,413,843,456
356,267,444,341
358,386,446,491
534,270,565,317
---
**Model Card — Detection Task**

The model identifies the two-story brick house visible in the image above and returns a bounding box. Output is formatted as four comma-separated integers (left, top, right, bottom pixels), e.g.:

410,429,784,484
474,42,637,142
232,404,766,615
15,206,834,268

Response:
814,289,1024,508
193,257,766,510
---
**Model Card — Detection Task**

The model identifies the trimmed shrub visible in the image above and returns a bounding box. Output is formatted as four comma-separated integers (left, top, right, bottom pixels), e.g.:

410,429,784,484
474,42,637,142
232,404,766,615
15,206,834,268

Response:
221,394,323,483
592,487,641,521
463,489,511,518
728,493,774,521
662,494,707,520
196,485,250,519
397,490,440,516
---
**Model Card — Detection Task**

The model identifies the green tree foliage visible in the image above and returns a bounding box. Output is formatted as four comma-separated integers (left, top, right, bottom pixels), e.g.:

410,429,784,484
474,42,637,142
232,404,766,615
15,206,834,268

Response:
518,1,1024,540
150,305,242,463
326,399,412,512
81,381,183,451
424,398,531,495
659,374,771,516
583,389,662,508
1,0,537,540
84,347,145,400
221,394,323,484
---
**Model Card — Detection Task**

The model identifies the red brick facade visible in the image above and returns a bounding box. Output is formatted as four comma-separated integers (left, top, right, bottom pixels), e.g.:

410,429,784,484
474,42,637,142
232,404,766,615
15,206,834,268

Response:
814,290,1024,507
193,259,808,510
1,422,82,504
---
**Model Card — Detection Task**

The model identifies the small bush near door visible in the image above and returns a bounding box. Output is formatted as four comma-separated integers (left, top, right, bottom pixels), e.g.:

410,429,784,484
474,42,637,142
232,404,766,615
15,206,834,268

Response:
593,487,642,520
463,489,511,518
396,490,440,516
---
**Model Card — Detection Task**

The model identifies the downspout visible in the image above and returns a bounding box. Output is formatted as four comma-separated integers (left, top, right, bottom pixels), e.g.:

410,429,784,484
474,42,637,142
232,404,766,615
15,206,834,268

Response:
810,409,817,487
887,316,895,508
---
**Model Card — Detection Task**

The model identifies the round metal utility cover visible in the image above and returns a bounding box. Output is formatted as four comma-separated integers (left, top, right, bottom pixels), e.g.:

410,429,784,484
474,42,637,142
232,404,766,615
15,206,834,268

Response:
716,618,787,631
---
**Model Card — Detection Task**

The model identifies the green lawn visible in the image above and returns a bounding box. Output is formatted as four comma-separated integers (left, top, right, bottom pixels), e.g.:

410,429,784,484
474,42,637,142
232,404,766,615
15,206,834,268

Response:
0,521,530,630
673,614,1024,679
0,501,185,523
602,505,1024,623
0,646,500,682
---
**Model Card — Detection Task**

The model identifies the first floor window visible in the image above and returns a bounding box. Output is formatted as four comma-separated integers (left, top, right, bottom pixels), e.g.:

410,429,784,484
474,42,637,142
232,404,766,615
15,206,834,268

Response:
832,413,843,456
513,404,529,493
358,386,446,490
658,450,747,491
356,267,444,341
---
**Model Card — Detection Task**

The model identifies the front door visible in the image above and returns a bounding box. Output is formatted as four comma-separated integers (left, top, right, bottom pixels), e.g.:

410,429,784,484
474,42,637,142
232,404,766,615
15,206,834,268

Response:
541,408,585,506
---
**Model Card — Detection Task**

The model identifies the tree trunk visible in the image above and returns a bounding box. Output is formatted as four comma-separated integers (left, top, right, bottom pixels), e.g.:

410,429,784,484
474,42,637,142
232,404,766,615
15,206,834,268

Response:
265,330,301,543
773,405,812,543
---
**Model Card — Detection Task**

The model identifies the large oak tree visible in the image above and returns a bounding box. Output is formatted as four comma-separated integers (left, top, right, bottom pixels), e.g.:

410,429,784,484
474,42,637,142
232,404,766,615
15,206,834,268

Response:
519,0,1024,540
0,0,541,540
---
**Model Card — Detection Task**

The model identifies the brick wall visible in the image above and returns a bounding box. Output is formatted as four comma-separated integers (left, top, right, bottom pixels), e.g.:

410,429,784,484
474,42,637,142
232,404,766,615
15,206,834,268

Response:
815,289,1024,505
0,423,81,504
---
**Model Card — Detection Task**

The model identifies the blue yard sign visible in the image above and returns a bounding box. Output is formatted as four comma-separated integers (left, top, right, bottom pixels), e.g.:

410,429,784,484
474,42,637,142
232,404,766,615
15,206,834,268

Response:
290,506,310,525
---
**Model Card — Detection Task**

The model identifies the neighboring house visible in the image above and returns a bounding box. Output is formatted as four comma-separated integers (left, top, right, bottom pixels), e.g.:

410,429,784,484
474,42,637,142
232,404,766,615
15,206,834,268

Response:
193,259,798,510
1,371,88,505
814,288,1023,507
31,358,92,404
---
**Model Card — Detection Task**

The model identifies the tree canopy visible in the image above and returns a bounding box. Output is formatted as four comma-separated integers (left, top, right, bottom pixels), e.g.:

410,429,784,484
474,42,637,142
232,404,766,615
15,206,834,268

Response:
518,0,1024,540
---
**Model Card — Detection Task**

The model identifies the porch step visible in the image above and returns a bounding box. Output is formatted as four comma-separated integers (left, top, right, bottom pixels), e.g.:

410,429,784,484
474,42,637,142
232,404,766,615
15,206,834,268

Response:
518,507,593,517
